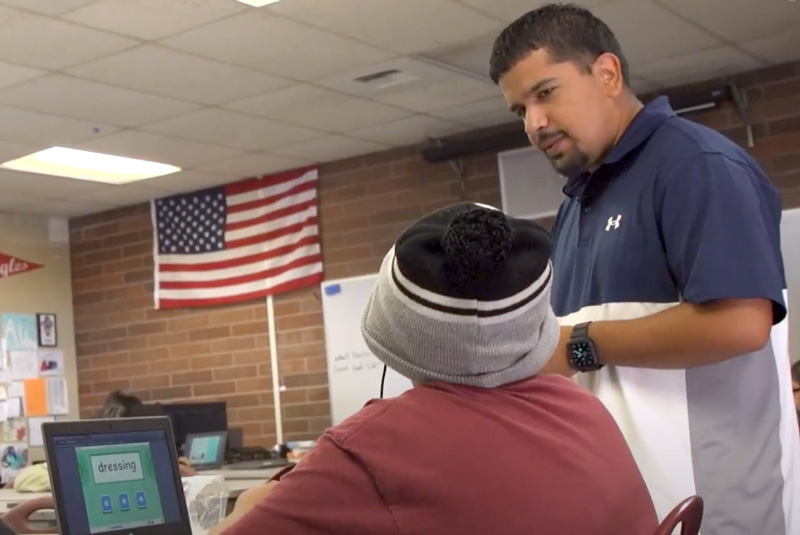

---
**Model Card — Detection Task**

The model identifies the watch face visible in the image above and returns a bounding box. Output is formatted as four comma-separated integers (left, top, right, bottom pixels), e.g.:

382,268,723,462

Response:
570,341,595,369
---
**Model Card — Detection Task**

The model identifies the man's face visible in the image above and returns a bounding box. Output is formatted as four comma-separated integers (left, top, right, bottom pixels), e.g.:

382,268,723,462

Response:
498,49,618,178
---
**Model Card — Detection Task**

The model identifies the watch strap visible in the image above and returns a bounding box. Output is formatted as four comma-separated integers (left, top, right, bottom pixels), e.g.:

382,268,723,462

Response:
571,322,592,340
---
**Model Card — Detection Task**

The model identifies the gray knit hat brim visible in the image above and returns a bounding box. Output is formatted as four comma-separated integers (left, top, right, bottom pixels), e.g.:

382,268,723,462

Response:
361,246,560,388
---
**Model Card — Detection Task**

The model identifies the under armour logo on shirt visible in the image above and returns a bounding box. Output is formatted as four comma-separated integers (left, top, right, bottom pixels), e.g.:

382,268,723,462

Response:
605,215,622,231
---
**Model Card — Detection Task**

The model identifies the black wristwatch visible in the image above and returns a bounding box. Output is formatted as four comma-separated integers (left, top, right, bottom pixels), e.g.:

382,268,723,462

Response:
567,322,603,372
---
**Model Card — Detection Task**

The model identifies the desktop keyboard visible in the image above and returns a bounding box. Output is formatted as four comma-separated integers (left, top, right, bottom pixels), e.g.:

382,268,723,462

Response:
226,458,290,470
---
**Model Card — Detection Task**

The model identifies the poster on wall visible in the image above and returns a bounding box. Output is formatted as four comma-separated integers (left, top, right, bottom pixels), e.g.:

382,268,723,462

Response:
0,443,28,481
1,314,38,351
0,252,42,279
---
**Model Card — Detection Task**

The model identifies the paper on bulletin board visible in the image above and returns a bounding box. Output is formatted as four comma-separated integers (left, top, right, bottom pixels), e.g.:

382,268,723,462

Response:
2,419,26,443
10,351,39,381
23,379,47,416
8,383,24,399
5,398,21,419
38,349,64,376
0,443,28,482
1,314,37,351
28,417,54,447
46,378,68,415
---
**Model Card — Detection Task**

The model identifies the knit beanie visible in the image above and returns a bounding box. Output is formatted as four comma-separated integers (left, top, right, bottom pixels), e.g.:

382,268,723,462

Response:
361,202,559,388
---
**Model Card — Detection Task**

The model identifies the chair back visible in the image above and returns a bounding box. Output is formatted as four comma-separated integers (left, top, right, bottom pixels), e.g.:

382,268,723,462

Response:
653,496,704,535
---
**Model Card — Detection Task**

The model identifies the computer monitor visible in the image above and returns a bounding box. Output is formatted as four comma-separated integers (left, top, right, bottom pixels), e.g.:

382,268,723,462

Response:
185,431,227,470
42,417,191,535
161,403,227,451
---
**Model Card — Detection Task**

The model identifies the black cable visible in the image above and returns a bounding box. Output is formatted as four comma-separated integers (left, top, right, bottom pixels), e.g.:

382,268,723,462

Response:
379,364,387,398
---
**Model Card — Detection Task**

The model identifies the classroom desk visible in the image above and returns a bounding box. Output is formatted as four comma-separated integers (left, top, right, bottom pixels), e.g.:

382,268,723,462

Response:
0,466,283,526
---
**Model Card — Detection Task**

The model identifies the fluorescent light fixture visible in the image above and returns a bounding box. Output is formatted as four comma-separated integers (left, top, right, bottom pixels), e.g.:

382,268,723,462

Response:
235,0,281,6
0,147,180,185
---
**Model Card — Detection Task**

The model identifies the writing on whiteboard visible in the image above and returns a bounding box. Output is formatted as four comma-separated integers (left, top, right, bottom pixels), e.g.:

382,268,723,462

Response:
331,351,381,374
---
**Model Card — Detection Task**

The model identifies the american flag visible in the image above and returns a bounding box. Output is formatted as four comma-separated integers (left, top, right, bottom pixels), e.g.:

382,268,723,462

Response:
151,166,323,309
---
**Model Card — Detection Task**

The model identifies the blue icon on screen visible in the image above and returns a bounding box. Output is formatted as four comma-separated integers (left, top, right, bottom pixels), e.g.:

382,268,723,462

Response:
119,493,130,511
101,495,113,514
136,491,147,509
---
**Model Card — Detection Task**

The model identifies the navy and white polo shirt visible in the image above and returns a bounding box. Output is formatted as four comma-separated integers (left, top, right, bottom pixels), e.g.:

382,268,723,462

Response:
550,96,800,535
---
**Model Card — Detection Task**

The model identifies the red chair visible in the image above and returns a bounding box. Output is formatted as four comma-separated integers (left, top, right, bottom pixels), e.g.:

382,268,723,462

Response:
653,496,704,535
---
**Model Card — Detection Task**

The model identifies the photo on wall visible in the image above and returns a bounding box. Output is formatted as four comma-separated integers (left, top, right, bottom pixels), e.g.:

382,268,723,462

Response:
36,313,57,347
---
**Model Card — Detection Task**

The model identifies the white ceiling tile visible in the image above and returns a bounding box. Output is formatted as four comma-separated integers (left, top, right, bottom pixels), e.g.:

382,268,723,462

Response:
0,75,199,127
654,0,800,43
635,46,764,87
0,169,105,198
740,30,800,65
348,115,466,146
193,153,310,177
0,6,139,70
226,84,411,132
142,108,326,151
373,75,498,112
314,57,457,98
426,32,496,78
0,61,44,90
0,106,119,147
0,191,38,212
0,0,99,16
592,0,721,67
62,183,173,205
77,131,244,168
142,170,237,194
14,199,118,217
66,45,291,105
430,96,512,128
64,0,246,40
268,0,504,54
162,11,394,81
270,135,389,163
0,140,41,163
455,0,613,22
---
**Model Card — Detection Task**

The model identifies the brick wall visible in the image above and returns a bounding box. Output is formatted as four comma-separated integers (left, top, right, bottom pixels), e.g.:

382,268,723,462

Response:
70,60,800,446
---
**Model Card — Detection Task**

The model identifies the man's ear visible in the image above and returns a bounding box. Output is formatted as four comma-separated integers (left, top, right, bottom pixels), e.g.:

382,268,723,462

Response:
593,52,625,97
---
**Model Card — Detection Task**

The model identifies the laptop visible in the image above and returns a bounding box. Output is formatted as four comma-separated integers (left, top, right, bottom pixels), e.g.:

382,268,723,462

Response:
184,431,227,471
42,417,192,535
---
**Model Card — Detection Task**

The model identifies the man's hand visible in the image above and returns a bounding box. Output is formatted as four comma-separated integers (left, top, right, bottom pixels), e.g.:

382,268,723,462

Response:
540,326,576,376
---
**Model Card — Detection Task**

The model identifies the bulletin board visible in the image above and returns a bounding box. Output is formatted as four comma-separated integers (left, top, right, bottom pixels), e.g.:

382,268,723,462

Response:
0,213,78,484
0,313,67,481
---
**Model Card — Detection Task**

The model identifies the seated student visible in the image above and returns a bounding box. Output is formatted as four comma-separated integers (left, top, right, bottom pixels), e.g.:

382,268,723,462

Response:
211,203,659,535
12,391,195,492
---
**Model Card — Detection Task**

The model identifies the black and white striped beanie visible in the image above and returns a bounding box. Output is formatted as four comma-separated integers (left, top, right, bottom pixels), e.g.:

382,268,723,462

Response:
361,202,559,388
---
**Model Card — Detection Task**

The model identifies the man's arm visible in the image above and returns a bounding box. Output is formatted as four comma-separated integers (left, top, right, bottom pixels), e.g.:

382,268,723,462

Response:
214,433,397,535
547,152,785,373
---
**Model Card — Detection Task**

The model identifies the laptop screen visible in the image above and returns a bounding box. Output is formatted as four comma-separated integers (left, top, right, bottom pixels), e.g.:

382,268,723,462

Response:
50,428,184,535
186,432,226,467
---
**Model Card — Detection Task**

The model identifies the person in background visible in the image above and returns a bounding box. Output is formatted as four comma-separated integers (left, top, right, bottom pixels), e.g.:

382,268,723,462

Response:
209,203,658,535
12,391,195,493
489,4,800,535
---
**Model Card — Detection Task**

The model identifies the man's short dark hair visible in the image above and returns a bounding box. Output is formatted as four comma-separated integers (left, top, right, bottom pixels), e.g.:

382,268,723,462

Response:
489,3,630,86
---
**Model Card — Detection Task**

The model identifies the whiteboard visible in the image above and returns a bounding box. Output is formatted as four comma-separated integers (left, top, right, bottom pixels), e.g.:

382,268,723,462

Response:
781,208,800,364
497,146,566,219
321,274,413,425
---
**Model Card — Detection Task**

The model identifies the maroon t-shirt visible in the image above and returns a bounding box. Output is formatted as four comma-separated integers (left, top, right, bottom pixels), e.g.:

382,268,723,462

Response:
223,376,658,535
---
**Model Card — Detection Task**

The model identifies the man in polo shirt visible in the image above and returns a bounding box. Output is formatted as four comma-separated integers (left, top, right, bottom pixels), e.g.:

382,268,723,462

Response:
490,4,800,535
